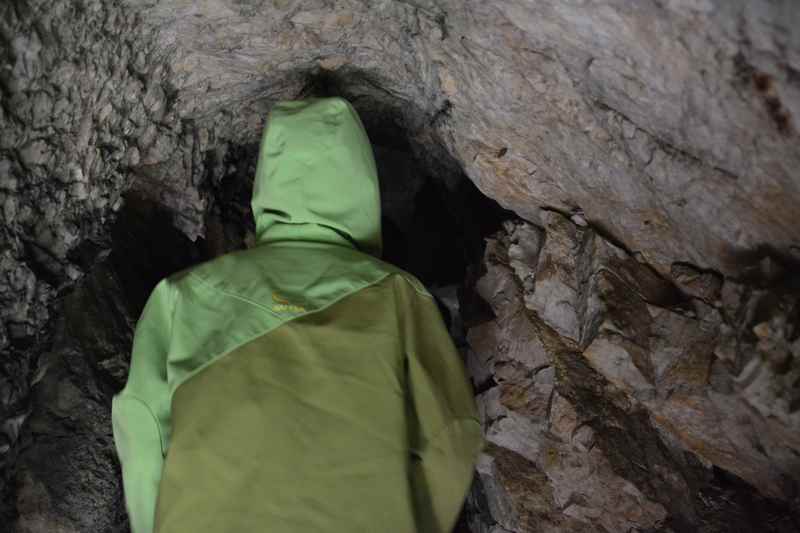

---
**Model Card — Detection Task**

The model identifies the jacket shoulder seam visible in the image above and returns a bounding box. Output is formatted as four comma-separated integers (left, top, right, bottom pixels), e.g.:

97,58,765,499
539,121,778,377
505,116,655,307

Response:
389,271,432,298
186,271,281,318
169,270,395,400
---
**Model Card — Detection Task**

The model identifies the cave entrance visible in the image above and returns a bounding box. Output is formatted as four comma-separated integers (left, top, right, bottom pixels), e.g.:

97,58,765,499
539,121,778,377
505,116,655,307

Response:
190,115,513,349
102,86,514,342
186,74,514,294
197,133,511,288
114,132,510,299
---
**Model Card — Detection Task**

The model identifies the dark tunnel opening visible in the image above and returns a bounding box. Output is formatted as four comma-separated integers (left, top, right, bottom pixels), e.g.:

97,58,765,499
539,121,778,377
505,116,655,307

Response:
193,137,512,291
82,84,518,380
122,70,516,308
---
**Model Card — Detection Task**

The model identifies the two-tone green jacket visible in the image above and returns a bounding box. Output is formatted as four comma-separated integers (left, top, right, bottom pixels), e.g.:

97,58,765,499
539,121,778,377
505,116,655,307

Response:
111,97,484,533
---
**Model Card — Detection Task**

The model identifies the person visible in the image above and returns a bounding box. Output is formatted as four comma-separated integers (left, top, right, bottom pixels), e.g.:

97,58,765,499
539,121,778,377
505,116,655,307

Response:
111,97,484,533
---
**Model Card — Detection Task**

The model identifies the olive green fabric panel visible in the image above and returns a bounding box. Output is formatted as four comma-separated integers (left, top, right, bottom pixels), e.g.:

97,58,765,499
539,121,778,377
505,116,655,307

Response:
154,275,483,533
156,277,411,533
397,278,485,533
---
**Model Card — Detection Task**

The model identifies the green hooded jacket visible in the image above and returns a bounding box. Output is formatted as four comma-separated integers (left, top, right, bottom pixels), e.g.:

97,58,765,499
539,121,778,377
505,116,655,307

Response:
111,97,484,533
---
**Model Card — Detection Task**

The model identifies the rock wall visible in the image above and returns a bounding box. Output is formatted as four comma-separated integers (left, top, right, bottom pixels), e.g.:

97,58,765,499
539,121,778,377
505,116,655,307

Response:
123,0,800,276
1,0,798,531
462,215,799,532
0,1,171,527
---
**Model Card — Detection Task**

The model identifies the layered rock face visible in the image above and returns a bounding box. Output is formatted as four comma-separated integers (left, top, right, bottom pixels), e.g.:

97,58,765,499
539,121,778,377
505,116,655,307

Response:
1,0,798,531
462,215,799,532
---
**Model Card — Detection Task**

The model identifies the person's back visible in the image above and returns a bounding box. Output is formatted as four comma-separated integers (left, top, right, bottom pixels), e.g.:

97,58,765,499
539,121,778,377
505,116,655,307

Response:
112,97,484,533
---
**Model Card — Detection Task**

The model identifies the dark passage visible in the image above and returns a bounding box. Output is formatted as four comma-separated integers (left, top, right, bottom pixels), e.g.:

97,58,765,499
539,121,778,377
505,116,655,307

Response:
197,116,512,290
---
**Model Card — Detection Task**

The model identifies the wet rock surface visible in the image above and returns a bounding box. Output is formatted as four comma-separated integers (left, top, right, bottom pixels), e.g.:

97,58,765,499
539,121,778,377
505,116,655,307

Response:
1,0,799,531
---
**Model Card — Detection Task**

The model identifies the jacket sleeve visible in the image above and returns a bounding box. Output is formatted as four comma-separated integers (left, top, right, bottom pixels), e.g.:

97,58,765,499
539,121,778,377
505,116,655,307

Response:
403,283,485,533
111,279,175,533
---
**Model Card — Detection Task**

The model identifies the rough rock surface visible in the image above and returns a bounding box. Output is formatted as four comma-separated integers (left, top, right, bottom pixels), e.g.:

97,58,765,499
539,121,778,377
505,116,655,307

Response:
1,0,799,531
463,216,799,532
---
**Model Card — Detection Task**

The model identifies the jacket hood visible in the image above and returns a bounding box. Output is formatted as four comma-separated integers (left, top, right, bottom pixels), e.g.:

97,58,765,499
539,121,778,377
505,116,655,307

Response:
251,98,382,257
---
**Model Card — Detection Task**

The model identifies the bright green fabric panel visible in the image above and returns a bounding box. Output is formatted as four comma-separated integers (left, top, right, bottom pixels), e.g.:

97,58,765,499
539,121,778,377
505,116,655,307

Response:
154,274,483,533
111,279,175,533
252,98,382,257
